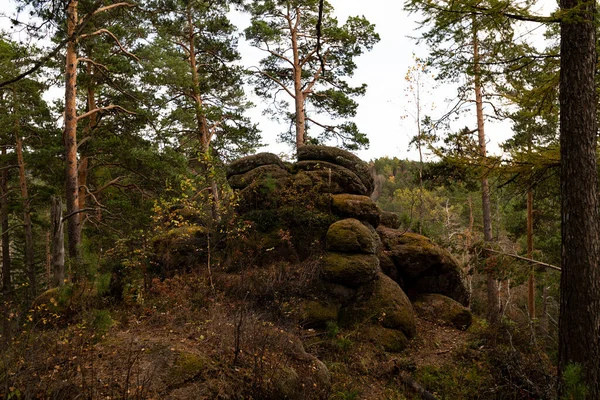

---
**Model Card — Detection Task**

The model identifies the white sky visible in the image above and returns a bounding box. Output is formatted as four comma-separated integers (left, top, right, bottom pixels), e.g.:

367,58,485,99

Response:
0,0,558,162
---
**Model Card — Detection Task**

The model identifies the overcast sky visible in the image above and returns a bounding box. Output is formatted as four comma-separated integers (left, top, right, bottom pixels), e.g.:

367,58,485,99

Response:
1,0,558,162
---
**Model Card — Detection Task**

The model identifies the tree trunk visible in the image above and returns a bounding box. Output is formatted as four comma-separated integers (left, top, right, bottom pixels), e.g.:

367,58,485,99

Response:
527,187,534,321
290,9,306,149
558,0,600,396
473,20,499,325
186,7,220,222
78,62,96,213
64,0,81,267
0,147,10,301
51,197,65,287
15,120,36,299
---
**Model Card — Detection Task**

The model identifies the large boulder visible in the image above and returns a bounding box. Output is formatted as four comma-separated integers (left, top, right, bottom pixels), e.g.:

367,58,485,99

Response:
331,194,381,227
295,160,369,195
377,226,469,306
321,252,379,287
226,152,286,178
326,218,377,254
413,293,473,331
297,145,374,195
341,273,416,340
380,211,401,229
228,164,289,190
360,325,410,353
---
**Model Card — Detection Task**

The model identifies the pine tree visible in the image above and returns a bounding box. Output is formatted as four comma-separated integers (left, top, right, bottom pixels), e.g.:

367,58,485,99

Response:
244,0,379,150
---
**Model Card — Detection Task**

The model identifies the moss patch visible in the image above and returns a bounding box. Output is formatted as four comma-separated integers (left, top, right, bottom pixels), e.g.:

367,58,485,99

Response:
322,252,379,287
326,218,376,254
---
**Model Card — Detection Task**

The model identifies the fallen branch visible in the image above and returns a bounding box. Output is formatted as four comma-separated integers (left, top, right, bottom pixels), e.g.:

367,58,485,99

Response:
484,248,561,272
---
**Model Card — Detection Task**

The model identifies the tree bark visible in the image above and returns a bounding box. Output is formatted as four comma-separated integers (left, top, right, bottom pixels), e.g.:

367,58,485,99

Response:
15,114,36,299
0,147,10,301
186,7,220,221
64,0,81,267
290,8,306,149
558,0,600,397
527,187,534,320
473,20,499,325
51,197,65,287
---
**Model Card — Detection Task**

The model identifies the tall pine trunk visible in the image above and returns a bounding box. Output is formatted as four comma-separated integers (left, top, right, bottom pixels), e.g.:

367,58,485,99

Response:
290,10,306,149
14,112,36,298
51,197,65,287
64,0,81,268
473,20,499,325
186,7,220,221
558,0,600,396
0,147,10,301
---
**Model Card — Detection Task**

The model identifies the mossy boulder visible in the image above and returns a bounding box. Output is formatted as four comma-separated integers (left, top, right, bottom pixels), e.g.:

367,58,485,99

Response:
152,225,209,274
377,226,469,306
341,273,416,339
300,300,340,328
413,293,473,330
321,252,379,287
380,211,401,229
326,218,377,254
297,145,374,195
226,152,286,178
294,160,369,195
360,325,410,353
235,175,289,212
228,164,289,190
331,194,381,227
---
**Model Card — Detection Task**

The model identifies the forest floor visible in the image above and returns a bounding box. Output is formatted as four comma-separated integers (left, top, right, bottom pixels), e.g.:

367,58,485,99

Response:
1,273,556,399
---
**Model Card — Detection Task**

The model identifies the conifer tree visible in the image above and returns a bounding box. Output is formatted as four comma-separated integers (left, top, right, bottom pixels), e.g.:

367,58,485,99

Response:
244,0,379,150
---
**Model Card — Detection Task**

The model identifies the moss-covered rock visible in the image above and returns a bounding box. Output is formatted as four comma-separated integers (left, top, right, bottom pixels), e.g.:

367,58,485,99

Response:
300,300,340,328
226,152,286,178
360,325,410,353
294,160,369,195
297,145,374,195
152,225,209,275
341,273,416,339
326,218,377,254
331,194,381,227
377,226,469,306
413,293,473,330
321,252,379,287
380,211,401,229
228,164,289,190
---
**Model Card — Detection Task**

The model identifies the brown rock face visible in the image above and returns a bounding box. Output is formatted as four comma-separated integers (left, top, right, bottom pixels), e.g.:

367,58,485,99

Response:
297,145,374,195
413,293,473,330
228,164,289,190
331,194,381,227
377,226,469,306
226,152,287,178
295,160,369,195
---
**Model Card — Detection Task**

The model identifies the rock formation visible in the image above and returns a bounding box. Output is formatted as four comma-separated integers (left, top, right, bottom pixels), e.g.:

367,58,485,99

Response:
224,145,471,354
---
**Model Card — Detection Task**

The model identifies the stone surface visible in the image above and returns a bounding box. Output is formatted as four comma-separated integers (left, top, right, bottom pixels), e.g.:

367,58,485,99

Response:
321,252,379,287
226,152,286,178
297,145,374,195
377,226,469,306
295,160,369,195
326,218,377,254
341,273,416,339
360,325,410,353
300,300,340,328
413,293,473,330
331,194,381,227
228,164,289,190
380,211,401,229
